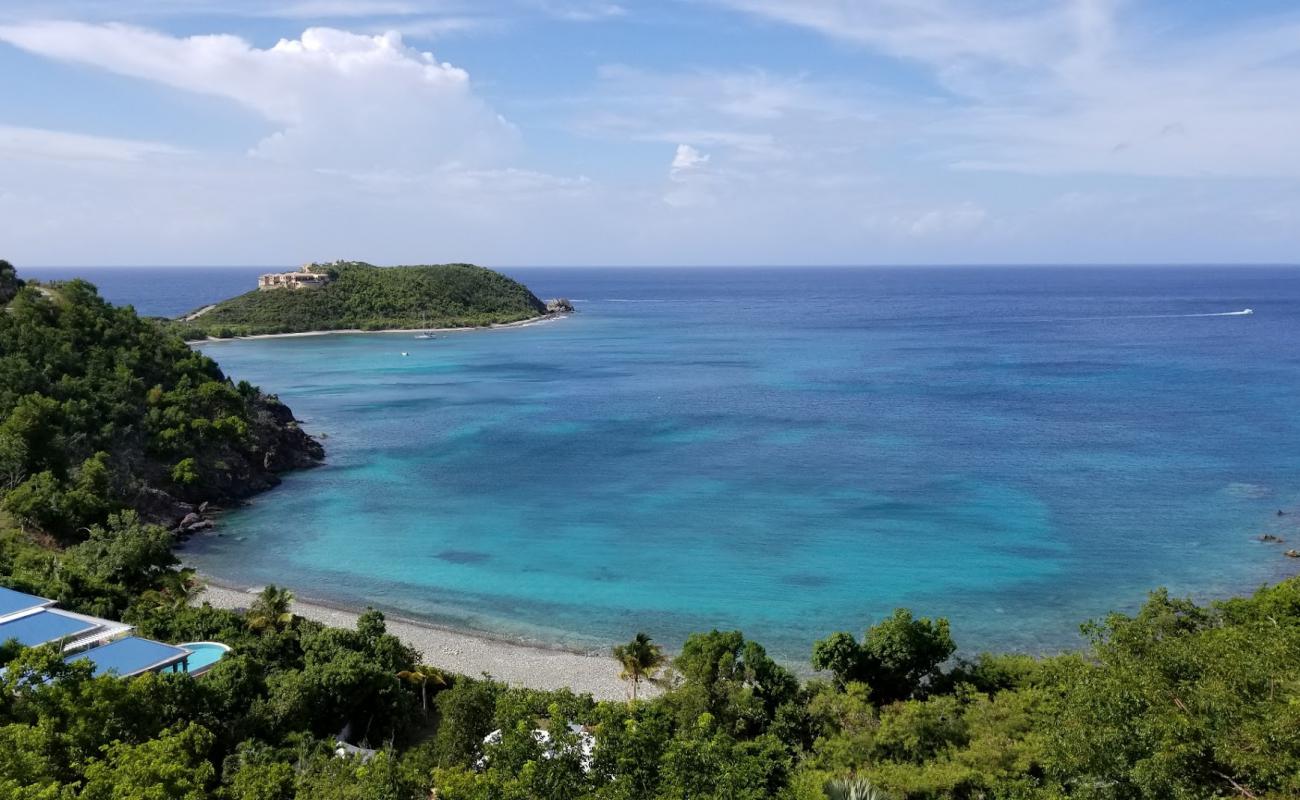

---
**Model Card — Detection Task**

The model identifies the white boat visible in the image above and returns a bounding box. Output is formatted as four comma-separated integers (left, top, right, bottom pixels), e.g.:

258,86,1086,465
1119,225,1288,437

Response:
413,312,437,339
1242,308,1254,315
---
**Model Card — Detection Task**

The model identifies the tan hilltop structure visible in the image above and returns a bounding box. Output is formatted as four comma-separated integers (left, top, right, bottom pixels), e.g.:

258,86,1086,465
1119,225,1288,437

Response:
258,264,333,291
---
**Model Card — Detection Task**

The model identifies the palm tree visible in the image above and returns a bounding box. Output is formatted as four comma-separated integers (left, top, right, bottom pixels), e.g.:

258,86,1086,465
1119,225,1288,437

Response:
247,585,295,632
397,665,450,713
824,776,890,800
612,632,666,703
140,569,204,614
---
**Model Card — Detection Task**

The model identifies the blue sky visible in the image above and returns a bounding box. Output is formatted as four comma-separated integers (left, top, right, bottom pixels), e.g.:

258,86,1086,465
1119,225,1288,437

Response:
1,1,1298,266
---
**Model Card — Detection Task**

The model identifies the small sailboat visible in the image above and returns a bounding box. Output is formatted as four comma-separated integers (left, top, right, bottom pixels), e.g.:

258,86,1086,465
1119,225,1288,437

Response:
413,312,437,339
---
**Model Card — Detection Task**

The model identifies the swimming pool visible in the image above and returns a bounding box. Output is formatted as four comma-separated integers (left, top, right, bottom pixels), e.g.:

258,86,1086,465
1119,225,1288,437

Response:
180,641,232,676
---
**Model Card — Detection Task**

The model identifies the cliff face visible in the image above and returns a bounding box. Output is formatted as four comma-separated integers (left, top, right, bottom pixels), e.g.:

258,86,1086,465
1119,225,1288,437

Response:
134,391,325,533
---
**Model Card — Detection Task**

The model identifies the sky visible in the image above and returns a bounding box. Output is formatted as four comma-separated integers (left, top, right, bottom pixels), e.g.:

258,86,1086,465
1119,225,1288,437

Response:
0,1,1298,266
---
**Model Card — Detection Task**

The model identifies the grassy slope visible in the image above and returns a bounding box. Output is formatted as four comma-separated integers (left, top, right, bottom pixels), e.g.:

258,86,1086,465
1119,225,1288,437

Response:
176,262,547,338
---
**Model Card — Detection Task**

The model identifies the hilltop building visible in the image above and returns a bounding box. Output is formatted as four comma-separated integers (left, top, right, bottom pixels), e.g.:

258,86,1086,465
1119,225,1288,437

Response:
258,264,333,291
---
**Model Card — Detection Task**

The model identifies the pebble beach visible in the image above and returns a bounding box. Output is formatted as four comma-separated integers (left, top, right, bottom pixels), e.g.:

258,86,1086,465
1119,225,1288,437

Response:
198,583,631,701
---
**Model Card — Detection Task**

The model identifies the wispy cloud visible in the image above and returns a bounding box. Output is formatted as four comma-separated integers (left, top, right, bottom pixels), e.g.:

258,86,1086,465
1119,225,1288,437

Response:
531,1,626,22
715,0,1300,178
0,125,188,162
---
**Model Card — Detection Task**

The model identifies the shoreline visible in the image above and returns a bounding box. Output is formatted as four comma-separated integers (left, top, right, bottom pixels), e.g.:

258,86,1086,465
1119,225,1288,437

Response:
196,577,633,701
193,312,565,343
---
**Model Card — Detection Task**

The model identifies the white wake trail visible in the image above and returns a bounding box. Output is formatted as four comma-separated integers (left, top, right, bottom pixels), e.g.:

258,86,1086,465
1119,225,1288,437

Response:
1127,308,1254,319
1068,308,1256,321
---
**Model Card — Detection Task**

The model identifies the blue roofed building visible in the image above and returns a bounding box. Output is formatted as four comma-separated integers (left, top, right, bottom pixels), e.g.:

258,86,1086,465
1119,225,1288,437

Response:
0,586,53,619
64,635,193,677
0,608,107,648
0,584,230,678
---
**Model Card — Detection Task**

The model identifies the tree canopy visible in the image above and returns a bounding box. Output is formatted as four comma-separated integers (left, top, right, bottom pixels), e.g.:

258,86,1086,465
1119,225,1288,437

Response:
0,268,321,539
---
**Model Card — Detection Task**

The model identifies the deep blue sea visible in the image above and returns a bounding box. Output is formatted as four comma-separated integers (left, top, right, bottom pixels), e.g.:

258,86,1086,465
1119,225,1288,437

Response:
27,266,1300,661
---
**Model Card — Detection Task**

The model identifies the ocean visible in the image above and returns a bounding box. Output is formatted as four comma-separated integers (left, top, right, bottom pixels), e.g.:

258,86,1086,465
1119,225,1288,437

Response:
25,265,1300,661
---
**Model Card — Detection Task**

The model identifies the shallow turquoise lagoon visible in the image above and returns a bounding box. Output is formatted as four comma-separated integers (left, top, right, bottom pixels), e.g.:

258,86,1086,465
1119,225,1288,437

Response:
183,267,1300,661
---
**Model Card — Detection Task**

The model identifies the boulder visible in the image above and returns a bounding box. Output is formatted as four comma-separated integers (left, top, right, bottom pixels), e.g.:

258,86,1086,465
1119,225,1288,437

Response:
133,486,194,527
179,512,203,529
1260,534,1285,543
545,298,575,314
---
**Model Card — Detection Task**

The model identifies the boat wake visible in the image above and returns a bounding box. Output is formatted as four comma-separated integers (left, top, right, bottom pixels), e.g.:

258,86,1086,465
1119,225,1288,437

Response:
1067,308,1256,321
1124,308,1254,319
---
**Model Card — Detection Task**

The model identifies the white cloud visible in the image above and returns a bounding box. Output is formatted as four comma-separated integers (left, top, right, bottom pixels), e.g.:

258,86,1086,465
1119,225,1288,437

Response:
669,144,710,177
0,125,188,162
664,145,719,208
0,22,515,171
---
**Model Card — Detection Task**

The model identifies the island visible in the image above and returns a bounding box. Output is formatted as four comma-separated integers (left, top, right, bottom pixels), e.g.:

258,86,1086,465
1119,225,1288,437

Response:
174,261,570,339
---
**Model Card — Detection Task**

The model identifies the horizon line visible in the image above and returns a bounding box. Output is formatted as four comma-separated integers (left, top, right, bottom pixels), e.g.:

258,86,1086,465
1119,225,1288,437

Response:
19,262,1300,270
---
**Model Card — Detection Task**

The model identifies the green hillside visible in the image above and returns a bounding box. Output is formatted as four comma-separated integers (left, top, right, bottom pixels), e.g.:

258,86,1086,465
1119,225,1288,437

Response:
0,261,322,540
175,262,548,339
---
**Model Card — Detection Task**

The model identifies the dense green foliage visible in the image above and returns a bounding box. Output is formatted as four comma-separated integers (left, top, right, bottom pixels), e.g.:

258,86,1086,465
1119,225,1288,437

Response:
0,267,321,539
176,262,547,338
4,507,1299,800
0,260,21,304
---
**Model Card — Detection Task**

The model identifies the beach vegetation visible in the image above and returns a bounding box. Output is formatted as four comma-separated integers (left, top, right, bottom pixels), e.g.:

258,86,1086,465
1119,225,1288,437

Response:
612,631,666,702
812,609,956,704
397,664,450,713
246,585,296,633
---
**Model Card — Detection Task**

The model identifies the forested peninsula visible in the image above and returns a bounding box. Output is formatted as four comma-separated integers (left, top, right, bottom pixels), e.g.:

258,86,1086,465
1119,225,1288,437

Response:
2,260,1299,799
174,261,554,339
0,261,323,538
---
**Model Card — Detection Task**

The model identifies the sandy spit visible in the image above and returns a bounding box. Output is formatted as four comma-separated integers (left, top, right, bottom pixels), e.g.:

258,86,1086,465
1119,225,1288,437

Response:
194,313,566,343
197,583,631,701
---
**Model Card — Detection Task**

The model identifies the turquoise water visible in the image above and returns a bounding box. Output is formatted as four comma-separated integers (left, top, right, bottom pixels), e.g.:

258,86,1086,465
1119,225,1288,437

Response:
155,266,1300,661
181,642,231,673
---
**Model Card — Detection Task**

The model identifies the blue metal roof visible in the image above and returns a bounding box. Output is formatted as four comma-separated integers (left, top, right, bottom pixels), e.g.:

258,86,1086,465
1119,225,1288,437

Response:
0,586,52,618
0,609,99,647
64,636,190,677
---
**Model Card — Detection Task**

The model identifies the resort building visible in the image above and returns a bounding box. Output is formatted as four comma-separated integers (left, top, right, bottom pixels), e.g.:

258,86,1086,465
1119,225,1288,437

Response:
0,585,229,678
257,264,333,291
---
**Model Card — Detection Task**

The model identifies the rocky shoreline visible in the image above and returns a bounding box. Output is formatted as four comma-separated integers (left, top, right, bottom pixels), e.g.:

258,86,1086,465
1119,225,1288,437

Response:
138,392,324,535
